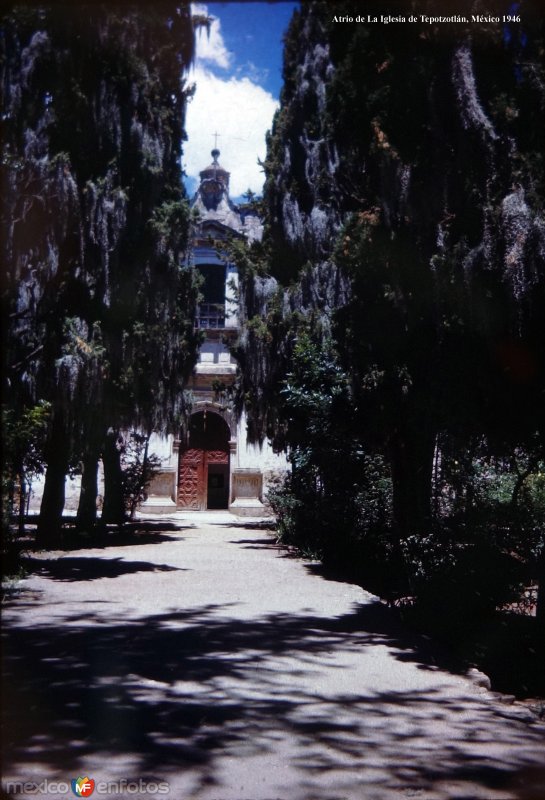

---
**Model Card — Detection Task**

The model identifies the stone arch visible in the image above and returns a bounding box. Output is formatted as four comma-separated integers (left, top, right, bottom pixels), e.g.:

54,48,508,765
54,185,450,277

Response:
177,409,231,510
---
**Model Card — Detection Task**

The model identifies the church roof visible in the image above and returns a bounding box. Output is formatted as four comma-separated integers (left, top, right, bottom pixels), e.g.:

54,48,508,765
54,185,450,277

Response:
199,149,230,185
192,147,263,243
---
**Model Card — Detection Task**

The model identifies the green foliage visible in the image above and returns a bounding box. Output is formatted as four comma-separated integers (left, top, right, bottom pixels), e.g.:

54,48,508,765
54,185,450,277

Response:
245,316,271,340
1,401,51,546
62,318,107,361
1,4,199,537
248,2,545,626
2,401,51,484
394,434,544,620
400,526,527,627
0,5,202,544
267,334,395,580
224,237,269,280
248,0,545,631
119,432,161,520
272,387,544,619
148,199,191,259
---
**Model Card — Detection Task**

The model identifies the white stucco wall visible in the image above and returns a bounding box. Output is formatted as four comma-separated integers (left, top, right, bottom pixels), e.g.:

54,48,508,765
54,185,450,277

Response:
147,419,289,476
147,432,176,466
235,412,289,473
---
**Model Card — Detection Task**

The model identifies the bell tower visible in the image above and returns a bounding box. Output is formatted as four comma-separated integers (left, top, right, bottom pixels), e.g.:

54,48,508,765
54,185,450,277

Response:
197,148,231,211
139,145,286,516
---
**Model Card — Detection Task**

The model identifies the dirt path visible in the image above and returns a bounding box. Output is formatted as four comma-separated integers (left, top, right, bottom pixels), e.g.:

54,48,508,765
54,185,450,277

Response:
2,514,545,799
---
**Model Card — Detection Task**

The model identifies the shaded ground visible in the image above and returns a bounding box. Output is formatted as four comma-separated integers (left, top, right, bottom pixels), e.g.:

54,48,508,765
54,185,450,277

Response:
307,560,545,702
2,515,545,799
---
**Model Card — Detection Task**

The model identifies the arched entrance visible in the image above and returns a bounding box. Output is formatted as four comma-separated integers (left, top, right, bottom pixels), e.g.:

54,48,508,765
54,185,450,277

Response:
177,411,230,510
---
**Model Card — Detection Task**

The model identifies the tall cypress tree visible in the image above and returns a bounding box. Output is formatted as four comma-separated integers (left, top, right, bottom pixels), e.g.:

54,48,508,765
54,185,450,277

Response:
1,4,200,542
236,1,545,603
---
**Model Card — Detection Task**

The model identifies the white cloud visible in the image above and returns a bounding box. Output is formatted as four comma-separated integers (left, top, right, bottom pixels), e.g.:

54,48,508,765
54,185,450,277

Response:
185,3,278,197
235,61,270,86
184,65,278,198
192,3,231,69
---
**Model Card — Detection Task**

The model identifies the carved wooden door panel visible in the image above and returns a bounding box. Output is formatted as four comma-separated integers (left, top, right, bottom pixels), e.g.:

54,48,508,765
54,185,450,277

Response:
177,411,231,509
177,448,205,509
206,449,229,465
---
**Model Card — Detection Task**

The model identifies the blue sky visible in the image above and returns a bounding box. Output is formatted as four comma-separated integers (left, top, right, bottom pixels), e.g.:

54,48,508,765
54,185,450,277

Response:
184,2,298,200
209,2,297,96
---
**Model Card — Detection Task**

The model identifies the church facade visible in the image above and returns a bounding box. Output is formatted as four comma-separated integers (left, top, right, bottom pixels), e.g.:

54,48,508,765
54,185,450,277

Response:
140,150,288,515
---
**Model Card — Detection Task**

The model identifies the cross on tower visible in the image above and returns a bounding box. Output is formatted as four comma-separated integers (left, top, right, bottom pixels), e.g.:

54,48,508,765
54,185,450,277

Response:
212,132,220,149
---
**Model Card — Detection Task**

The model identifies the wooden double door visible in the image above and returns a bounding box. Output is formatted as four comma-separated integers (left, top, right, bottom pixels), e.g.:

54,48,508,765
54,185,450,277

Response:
177,411,230,510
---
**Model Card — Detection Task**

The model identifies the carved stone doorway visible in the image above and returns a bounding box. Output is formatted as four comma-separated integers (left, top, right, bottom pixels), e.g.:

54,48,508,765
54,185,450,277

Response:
177,411,230,510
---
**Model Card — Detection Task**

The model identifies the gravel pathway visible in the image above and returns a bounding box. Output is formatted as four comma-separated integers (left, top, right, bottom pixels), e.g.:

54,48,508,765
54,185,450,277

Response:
2,514,544,799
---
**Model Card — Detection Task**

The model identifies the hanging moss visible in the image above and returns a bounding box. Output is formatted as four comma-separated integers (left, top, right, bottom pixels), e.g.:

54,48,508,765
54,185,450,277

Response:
233,0,545,572
1,3,200,533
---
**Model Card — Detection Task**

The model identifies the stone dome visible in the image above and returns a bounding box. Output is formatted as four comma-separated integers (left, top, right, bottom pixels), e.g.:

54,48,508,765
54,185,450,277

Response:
199,149,230,187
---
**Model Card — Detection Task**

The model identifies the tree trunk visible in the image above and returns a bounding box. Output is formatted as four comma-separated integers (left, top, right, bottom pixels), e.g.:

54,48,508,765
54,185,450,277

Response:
17,469,26,536
76,451,99,530
390,425,436,540
535,546,545,630
101,430,125,525
510,461,537,510
36,420,69,547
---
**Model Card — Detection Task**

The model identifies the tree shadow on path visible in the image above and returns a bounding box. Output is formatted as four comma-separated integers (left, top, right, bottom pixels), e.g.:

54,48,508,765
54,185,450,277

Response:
2,595,545,799
19,555,183,582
